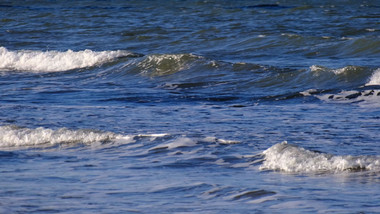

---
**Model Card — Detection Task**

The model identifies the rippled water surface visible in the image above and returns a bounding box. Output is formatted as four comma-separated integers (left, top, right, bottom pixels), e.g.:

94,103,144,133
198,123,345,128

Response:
1,1,380,213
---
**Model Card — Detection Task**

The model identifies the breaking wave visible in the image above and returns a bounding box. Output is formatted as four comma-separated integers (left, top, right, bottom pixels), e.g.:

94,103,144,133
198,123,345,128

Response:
1,45,379,108
308,65,375,84
0,47,134,72
366,68,380,86
1,125,379,175
0,125,238,149
305,66,380,106
0,125,134,148
260,141,380,173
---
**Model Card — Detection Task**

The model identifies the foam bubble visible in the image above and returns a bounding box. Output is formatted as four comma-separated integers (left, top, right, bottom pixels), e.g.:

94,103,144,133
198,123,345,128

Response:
0,47,133,72
260,141,380,173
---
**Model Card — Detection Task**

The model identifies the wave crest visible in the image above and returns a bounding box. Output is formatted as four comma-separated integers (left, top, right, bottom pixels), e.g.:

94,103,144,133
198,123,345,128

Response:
309,65,370,76
0,47,134,72
0,125,126,147
137,53,202,76
366,68,380,86
260,141,380,173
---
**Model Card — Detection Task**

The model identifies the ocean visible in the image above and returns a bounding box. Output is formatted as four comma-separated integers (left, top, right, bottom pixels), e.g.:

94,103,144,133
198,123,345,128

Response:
0,0,379,213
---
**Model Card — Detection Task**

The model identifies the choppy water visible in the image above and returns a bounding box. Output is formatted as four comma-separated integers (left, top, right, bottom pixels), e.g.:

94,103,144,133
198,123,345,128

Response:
1,1,380,213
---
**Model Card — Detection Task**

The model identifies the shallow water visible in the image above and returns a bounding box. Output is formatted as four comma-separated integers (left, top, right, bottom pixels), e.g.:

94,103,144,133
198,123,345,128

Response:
1,1,379,213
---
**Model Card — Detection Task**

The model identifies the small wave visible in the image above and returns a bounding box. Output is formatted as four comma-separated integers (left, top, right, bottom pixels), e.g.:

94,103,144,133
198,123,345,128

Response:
0,125,240,151
0,47,134,72
149,136,240,151
260,141,380,173
309,65,368,75
231,189,276,201
0,125,129,148
339,37,380,57
136,53,203,76
306,66,380,106
308,65,375,90
0,125,169,148
150,137,197,150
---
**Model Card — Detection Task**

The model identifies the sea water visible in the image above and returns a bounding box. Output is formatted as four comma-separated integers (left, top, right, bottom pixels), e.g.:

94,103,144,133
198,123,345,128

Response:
0,1,379,213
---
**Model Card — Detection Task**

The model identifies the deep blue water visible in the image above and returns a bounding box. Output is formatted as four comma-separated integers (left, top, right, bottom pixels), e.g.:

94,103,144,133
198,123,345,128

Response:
1,1,380,213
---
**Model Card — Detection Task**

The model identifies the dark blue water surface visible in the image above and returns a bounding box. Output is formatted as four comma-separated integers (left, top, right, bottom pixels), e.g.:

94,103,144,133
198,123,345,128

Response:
1,1,379,213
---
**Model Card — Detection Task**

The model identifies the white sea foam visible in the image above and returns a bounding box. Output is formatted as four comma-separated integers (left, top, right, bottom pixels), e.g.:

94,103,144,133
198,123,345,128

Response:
316,89,380,107
366,68,380,86
0,47,132,72
260,141,380,173
0,125,127,147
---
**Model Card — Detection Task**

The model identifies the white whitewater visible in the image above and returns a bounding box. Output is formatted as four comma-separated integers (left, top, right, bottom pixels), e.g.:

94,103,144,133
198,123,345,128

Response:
366,68,380,86
260,141,380,173
0,125,124,147
0,47,132,72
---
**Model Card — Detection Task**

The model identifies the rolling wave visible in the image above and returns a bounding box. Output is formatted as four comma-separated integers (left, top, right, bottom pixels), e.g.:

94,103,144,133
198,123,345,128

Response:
136,53,203,76
308,67,380,106
0,47,135,72
0,125,237,149
126,53,378,91
128,54,378,92
1,46,379,106
260,141,380,173
2,125,378,175
0,125,131,148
